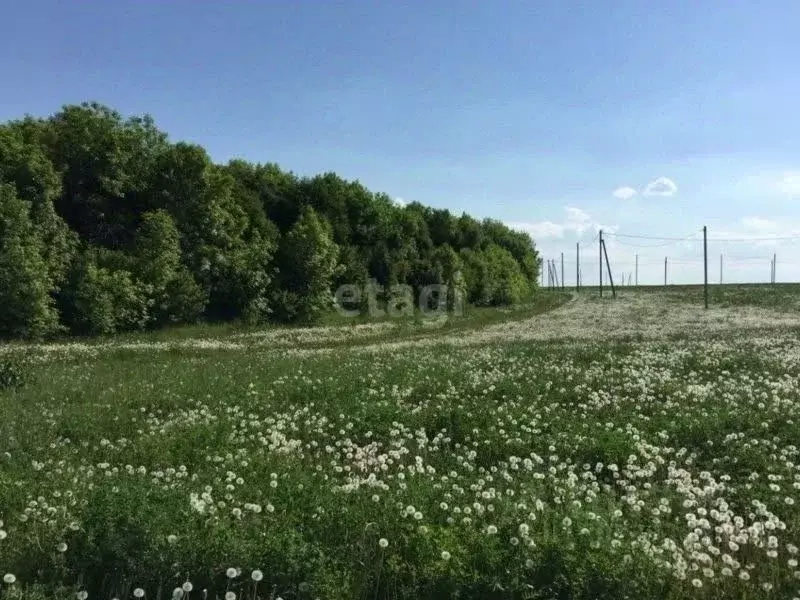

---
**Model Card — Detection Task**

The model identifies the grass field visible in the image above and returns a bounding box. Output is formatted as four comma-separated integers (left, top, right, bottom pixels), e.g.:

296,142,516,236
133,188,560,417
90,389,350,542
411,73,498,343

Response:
2,287,800,599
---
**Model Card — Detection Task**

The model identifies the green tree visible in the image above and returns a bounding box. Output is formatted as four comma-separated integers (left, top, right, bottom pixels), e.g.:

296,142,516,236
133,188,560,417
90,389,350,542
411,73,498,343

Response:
132,209,207,325
274,207,339,323
59,253,150,336
43,102,169,247
0,184,61,338
150,146,276,322
0,124,77,288
483,244,530,305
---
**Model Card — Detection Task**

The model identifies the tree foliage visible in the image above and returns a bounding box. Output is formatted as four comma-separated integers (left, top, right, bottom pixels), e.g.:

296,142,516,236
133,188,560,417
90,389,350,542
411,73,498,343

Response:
0,102,541,337
0,184,61,338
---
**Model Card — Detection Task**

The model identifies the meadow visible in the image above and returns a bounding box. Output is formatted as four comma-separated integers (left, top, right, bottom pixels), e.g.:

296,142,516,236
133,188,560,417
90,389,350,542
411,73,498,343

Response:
2,288,800,599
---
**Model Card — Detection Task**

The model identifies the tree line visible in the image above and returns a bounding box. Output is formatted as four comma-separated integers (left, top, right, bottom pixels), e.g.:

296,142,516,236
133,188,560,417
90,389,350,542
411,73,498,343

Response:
0,102,541,338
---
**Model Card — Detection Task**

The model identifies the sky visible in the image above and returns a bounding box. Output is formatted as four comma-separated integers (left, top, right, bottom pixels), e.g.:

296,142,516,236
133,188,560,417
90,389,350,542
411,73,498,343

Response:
3,0,800,285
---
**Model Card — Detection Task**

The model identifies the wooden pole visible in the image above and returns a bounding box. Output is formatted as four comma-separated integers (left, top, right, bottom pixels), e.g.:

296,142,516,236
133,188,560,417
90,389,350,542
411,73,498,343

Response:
546,260,551,289
599,230,603,297
602,239,616,298
553,260,560,289
664,257,668,287
773,253,777,285
703,225,708,309
576,242,580,292
561,252,564,291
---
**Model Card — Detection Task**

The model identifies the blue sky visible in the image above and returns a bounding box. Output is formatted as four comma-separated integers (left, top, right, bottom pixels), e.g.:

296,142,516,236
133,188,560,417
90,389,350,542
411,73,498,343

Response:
4,0,800,284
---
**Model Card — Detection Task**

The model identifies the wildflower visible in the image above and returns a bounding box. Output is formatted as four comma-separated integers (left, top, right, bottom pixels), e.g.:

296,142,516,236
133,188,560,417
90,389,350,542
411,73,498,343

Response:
57,542,68,553
251,570,263,582
441,551,451,560
225,593,236,600
172,589,184,600
378,538,389,548
134,589,145,598
226,568,238,579
487,525,498,535
692,579,702,588
181,582,193,593
0,530,6,540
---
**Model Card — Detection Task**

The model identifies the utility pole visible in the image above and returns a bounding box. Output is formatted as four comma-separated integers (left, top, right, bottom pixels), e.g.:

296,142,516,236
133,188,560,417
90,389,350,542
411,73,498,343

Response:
576,242,580,292
769,256,773,285
635,254,638,287
599,230,603,297
561,252,565,291
553,259,560,289
703,225,708,309
772,253,777,285
602,239,616,298
547,260,552,289
664,257,668,287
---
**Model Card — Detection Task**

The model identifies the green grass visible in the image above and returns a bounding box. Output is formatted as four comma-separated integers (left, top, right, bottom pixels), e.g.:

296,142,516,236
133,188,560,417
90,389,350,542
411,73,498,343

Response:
2,290,800,600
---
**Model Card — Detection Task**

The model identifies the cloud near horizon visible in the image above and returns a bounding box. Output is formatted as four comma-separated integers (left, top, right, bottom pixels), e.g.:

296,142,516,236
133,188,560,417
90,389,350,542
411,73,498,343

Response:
508,206,605,242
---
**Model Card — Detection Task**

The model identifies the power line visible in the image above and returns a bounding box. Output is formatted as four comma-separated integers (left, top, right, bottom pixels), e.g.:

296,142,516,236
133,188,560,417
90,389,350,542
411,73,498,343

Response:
612,238,693,249
707,234,800,242
604,232,701,241
604,231,800,243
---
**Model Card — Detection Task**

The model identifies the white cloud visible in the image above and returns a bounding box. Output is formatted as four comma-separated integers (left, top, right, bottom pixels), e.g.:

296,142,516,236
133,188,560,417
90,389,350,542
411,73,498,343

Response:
643,177,678,197
612,186,637,200
508,206,599,241
565,206,590,224
509,220,565,239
